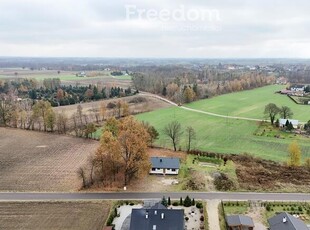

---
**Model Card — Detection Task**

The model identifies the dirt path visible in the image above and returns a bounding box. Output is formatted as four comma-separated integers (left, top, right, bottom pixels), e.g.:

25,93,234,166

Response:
207,199,221,230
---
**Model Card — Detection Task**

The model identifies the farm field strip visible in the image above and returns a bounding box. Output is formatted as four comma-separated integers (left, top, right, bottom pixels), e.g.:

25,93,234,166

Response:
0,128,99,191
0,201,111,230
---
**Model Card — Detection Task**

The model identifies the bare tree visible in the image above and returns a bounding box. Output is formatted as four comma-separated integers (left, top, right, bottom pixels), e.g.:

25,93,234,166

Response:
186,126,196,152
280,106,293,119
77,167,87,188
163,121,182,151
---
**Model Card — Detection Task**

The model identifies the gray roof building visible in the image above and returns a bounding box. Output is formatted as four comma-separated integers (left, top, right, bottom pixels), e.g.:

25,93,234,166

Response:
268,212,308,230
150,157,180,169
129,203,184,230
226,215,254,229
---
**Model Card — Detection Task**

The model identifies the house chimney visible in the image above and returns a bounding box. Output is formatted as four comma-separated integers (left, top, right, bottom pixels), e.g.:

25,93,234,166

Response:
153,225,157,230
154,210,157,215
283,217,287,223
161,213,164,219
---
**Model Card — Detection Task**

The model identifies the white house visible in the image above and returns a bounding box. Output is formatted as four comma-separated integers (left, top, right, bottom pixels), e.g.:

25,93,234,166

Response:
149,157,180,175
279,119,299,129
290,85,305,92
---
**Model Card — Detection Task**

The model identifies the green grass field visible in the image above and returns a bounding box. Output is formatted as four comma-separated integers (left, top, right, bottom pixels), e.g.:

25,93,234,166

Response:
187,85,310,122
0,70,131,81
0,74,112,81
136,87,310,162
112,75,132,80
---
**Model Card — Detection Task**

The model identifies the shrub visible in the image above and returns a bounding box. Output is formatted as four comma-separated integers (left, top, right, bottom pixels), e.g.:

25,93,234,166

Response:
129,203,134,206
107,102,116,109
200,215,204,221
172,201,179,206
266,204,271,211
298,206,303,212
192,198,196,206
214,173,236,191
185,217,189,222
196,202,203,209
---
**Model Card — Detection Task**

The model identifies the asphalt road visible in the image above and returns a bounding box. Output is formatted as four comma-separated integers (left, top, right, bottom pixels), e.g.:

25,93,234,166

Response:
0,192,309,201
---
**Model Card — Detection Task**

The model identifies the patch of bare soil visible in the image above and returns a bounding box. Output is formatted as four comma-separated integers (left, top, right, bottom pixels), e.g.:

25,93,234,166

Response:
0,128,99,191
246,205,267,230
231,155,310,192
0,201,111,230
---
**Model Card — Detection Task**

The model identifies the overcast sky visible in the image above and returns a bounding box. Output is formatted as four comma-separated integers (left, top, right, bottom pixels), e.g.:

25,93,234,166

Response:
0,0,310,58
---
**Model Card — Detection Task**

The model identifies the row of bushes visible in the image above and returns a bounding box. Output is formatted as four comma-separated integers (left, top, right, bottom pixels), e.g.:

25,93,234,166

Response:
162,195,203,208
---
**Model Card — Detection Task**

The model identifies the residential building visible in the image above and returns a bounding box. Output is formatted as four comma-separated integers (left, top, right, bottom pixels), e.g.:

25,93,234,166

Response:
226,215,254,230
268,212,308,230
129,203,184,230
149,157,180,175
279,119,299,129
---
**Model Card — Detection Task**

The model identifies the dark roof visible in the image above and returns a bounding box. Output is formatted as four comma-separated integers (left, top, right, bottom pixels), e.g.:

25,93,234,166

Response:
150,157,180,169
268,212,308,230
129,205,184,230
226,215,254,227
291,85,304,88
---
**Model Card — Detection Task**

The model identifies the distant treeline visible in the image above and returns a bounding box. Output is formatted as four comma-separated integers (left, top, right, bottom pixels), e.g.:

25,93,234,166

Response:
0,78,136,107
132,66,275,103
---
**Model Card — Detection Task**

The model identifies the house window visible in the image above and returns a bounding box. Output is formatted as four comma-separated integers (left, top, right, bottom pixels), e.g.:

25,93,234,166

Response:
151,168,155,171
167,168,170,170
172,169,176,172
157,168,161,170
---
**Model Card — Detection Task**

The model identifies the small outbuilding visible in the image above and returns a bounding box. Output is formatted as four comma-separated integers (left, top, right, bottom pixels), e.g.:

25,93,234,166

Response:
149,157,180,175
279,119,299,129
226,215,254,230
268,212,308,230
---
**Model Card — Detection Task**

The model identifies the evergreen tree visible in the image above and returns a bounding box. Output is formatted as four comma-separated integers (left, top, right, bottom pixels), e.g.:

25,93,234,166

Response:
191,198,195,206
287,122,294,131
180,197,183,206
161,196,168,207
285,119,290,127
184,195,192,207
168,197,171,206
162,86,167,96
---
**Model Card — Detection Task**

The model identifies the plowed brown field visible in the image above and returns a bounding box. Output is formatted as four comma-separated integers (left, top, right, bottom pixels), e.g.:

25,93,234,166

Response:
0,128,99,191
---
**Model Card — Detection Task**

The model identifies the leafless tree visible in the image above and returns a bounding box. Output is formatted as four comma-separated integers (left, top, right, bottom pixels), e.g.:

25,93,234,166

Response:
163,121,182,151
186,126,196,152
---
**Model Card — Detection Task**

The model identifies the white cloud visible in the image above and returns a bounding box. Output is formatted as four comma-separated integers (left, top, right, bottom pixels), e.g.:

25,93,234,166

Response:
0,0,310,57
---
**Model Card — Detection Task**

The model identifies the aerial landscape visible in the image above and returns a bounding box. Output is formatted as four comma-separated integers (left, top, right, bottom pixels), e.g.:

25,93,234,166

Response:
1,0,310,230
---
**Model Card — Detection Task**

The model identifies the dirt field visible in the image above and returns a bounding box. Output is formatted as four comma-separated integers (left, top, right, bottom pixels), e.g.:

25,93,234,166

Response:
231,155,310,192
0,201,111,230
0,128,99,191
53,94,171,118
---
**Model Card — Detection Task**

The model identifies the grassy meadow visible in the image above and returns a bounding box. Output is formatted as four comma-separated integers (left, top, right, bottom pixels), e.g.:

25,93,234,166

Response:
136,85,310,162
187,85,310,122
